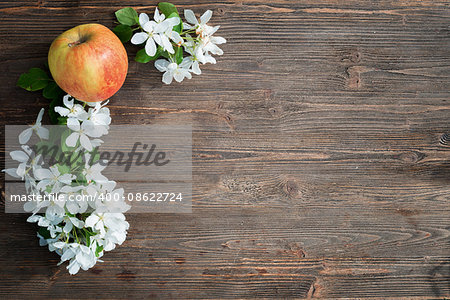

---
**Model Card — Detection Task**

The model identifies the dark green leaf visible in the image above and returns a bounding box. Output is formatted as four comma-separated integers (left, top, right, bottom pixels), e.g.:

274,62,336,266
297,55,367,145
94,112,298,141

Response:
167,11,182,33
135,48,162,63
17,68,49,91
48,96,64,124
175,45,183,64
43,81,64,100
38,227,51,239
160,50,170,59
113,24,133,43
57,116,67,125
158,2,178,17
115,7,138,26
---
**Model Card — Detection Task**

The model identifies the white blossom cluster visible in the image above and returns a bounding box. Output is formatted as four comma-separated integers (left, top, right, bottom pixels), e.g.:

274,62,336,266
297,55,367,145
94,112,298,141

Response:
3,95,130,275
131,8,226,84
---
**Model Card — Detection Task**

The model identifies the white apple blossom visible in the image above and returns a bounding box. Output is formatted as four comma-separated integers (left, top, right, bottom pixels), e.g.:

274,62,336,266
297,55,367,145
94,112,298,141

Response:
23,191,50,214
18,108,49,144
59,185,88,214
66,118,103,151
54,95,87,120
55,243,97,275
86,101,111,136
199,34,226,57
83,154,108,184
4,145,42,180
85,212,129,236
62,215,85,233
35,165,75,193
155,57,192,84
91,187,130,213
131,9,181,56
183,9,216,37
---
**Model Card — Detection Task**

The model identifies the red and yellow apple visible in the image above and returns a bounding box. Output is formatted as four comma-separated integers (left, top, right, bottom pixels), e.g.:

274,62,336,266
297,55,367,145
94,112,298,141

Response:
48,23,128,102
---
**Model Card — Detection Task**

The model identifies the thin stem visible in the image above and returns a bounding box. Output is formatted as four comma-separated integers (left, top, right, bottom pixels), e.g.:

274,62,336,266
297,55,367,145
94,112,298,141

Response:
72,227,79,243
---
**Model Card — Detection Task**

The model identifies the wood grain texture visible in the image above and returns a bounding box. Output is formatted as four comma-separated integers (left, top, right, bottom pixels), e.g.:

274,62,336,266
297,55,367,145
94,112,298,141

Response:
0,0,449,298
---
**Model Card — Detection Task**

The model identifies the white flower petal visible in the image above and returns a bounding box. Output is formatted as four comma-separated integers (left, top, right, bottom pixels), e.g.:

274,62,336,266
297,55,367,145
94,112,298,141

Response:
153,34,162,47
173,71,184,82
63,222,73,233
54,107,70,116
165,17,181,28
10,150,28,163
184,9,198,25
207,25,220,36
85,214,99,228
59,173,74,184
3,168,20,178
143,20,157,33
66,132,79,148
67,259,80,275
36,108,44,124
154,21,170,33
200,10,212,24
154,7,163,22
155,59,170,72
192,61,201,75
183,69,192,80
34,168,52,180
66,201,79,215
170,31,183,44
162,71,173,84
145,38,157,57
211,36,227,44
80,134,92,151
37,126,49,140
63,95,74,108
19,128,32,144
61,248,75,262
180,57,192,68
161,35,174,53
139,13,149,26
66,117,80,131
183,22,193,30
131,32,148,45
16,163,27,178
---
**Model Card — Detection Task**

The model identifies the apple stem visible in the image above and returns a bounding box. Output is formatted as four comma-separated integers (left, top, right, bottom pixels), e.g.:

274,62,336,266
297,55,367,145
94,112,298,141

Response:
68,41,81,48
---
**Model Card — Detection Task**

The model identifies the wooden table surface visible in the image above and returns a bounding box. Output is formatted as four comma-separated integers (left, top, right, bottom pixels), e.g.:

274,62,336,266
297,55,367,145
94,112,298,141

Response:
1,0,449,298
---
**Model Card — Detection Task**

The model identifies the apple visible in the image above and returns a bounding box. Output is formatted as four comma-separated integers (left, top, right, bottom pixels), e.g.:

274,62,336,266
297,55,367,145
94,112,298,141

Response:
48,23,128,102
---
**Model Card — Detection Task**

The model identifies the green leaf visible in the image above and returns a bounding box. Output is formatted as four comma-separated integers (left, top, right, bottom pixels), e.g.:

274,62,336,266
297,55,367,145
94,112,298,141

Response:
57,116,67,125
160,50,170,59
38,227,51,239
113,24,133,43
55,163,71,175
167,11,182,33
115,7,138,26
49,96,64,124
17,68,49,91
175,45,183,64
43,81,64,100
90,148,101,164
95,244,104,257
135,48,162,63
158,2,178,17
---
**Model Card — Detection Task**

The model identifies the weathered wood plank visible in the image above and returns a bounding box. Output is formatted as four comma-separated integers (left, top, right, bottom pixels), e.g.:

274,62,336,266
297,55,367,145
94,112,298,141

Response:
0,0,449,298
